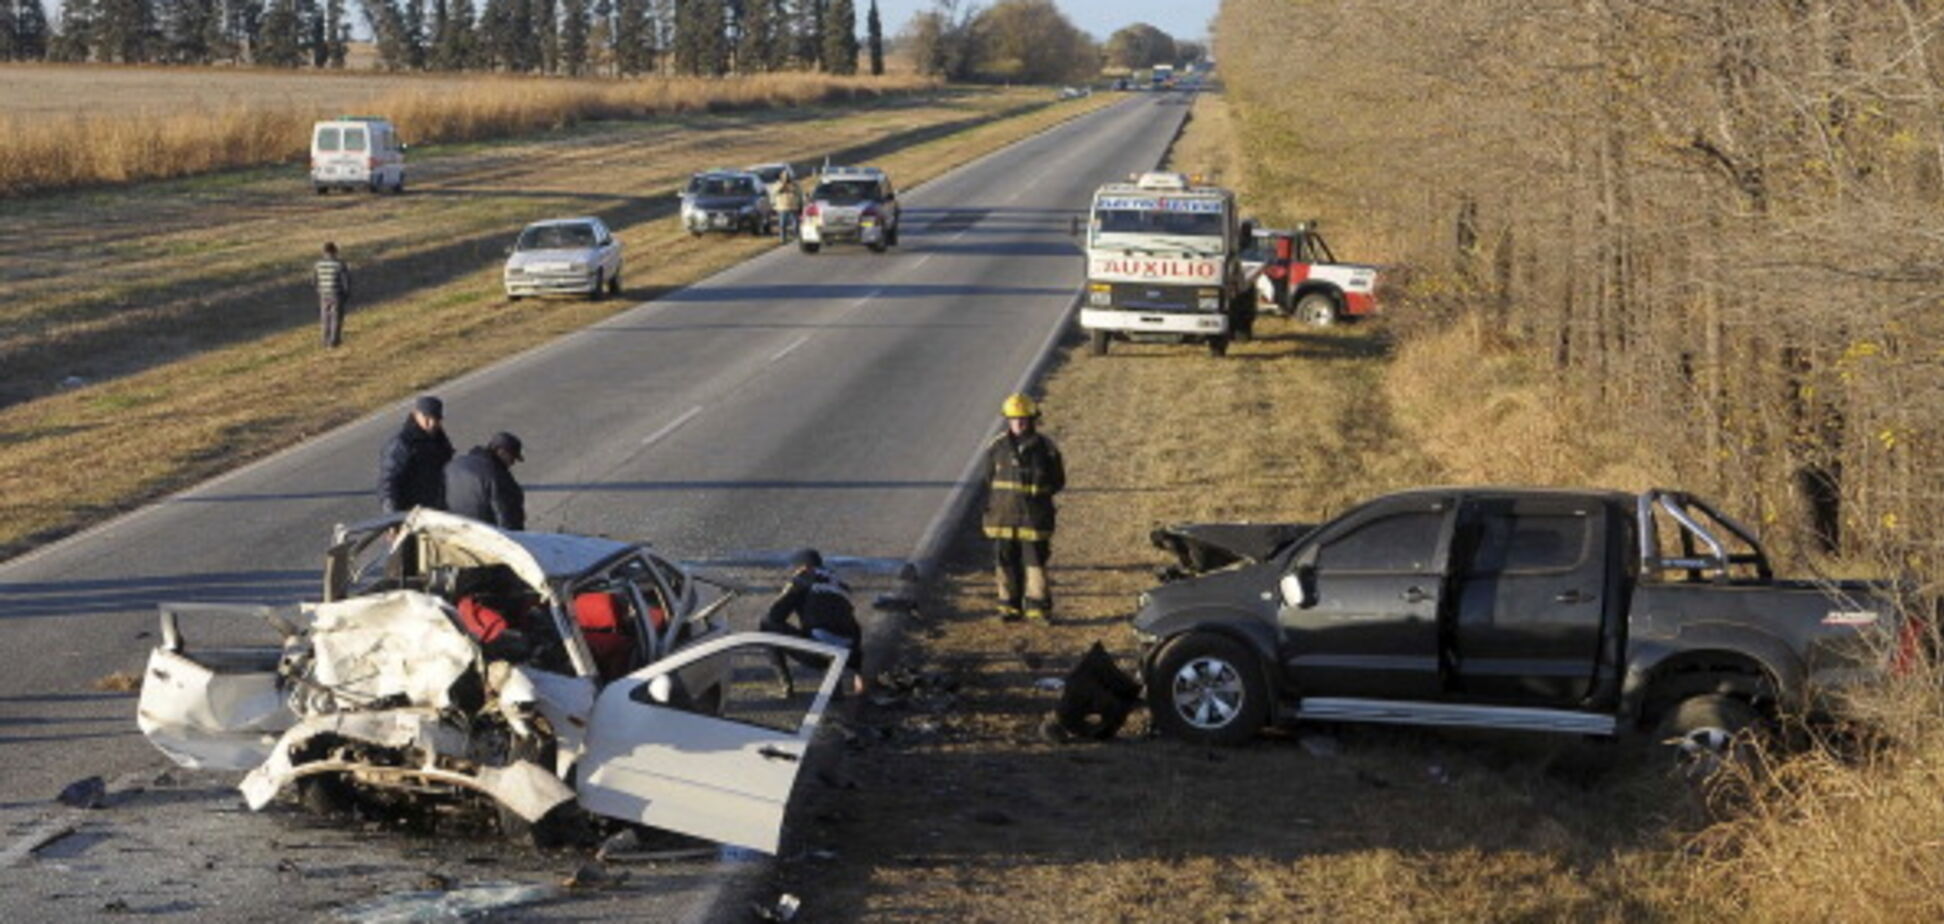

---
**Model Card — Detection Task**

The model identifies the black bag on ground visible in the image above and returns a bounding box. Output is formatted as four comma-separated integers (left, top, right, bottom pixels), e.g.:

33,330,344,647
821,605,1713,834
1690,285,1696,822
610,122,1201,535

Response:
1053,641,1143,740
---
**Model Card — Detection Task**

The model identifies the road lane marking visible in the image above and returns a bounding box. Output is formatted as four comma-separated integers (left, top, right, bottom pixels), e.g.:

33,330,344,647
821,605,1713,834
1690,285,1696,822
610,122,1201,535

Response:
770,335,811,362
639,406,703,447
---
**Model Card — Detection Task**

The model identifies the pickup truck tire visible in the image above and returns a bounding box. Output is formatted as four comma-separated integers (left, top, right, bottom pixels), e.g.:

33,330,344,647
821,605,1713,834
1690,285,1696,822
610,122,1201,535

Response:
1655,693,1760,780
1089,329,1110,356
1297,293,1338,328
1148,632,1268,745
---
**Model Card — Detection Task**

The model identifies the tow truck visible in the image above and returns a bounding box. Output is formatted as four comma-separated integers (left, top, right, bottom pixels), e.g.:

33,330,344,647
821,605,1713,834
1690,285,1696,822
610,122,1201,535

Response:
1240,222,1382,327
1081,171,1255,357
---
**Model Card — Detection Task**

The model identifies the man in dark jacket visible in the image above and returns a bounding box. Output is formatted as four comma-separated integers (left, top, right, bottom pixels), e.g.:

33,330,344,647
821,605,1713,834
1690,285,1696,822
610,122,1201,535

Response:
445,431,526,530
378,395,455,513
314,242,351,348
983,393,1065,622
762,548,866,696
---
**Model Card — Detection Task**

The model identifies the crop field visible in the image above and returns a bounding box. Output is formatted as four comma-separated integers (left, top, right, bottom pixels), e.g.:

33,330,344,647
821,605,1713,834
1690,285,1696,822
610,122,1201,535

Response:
0,63,935,195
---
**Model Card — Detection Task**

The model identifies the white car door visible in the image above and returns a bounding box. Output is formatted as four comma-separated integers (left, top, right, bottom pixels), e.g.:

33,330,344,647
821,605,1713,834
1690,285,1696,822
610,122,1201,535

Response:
576,632,848,854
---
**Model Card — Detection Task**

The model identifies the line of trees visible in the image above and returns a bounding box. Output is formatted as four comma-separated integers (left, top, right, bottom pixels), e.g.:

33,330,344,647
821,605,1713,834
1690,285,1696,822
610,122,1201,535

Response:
1218,0,1942,576
10,0,888,76
899,0,1097,84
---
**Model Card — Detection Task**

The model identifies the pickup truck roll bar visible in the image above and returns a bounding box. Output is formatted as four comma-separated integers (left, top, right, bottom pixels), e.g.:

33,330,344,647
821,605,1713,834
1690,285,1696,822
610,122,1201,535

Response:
1638,489,1774,583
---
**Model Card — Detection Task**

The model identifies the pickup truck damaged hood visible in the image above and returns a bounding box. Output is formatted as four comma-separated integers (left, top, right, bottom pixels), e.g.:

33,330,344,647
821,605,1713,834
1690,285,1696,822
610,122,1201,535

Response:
1151,522,1317,575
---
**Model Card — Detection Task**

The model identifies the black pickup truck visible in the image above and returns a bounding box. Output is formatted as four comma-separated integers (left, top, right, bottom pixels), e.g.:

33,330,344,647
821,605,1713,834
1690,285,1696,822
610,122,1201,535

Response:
1132,487,1915,750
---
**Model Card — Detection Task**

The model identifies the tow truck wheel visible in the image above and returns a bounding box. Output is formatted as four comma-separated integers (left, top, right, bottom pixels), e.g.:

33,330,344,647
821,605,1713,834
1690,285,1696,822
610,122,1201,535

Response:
800,242,821,254
1206,335,1230,357
1297,293,1337,328
1088,329,1111,357
1147,633,1268,746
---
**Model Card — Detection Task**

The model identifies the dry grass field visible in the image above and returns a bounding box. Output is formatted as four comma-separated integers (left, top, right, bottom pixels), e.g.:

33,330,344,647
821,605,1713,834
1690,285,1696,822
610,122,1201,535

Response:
0,87,1117,559
762,92,1944,922
0,64,935,195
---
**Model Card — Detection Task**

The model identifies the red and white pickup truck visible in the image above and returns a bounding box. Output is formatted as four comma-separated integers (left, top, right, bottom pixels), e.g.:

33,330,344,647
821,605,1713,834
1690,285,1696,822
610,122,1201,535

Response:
1240,223,1382,327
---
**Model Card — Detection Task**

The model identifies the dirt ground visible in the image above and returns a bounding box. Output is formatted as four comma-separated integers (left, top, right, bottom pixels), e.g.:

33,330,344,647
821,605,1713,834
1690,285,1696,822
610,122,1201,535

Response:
751,96,1719,922
0,88,1115,557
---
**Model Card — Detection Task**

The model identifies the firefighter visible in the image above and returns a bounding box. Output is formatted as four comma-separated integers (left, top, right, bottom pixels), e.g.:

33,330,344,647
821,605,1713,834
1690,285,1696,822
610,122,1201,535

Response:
983,393,1065,622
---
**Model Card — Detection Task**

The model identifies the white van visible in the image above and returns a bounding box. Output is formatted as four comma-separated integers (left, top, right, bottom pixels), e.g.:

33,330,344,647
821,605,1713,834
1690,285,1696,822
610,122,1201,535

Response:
311,117,406,195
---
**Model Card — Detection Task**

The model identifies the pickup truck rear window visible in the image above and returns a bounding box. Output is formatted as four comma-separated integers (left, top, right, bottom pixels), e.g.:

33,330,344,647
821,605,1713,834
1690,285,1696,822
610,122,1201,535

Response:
1318,512,1442,573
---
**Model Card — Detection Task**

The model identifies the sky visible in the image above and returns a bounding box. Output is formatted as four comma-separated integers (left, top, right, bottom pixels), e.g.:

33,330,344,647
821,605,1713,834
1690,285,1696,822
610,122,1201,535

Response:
870,0,1217,43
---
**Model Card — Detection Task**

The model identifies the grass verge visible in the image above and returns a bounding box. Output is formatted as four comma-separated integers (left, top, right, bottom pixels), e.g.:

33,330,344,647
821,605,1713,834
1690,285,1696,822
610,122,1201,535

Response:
0,89,1119,560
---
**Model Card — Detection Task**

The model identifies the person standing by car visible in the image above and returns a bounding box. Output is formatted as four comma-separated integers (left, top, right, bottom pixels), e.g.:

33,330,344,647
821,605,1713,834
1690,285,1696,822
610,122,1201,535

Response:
774,179,802,242
445,431,526,530
983,394,1065,622
762,548,867,696
313,242,351,348
378,395,454,513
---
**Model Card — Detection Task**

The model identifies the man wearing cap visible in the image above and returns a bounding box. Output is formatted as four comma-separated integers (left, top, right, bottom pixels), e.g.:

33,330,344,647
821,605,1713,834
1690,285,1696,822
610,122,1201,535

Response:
762,548,866,696
445,431,526,530
983,393,1065,622
377,396,455,514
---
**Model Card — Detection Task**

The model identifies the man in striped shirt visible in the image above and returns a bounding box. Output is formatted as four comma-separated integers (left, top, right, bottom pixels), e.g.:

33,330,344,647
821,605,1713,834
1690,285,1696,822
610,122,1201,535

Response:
314,242,352,348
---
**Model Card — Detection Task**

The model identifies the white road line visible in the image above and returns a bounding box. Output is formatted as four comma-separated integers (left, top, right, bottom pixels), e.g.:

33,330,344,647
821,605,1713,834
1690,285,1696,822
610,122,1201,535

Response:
912,254,934,270
769,335,811,362
639,406,703,447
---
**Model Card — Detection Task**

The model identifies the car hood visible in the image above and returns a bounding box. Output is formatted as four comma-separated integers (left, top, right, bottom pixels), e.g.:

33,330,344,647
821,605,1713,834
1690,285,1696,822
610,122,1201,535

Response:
687,194,761,210
508,247,601,268
1150,521,1317,575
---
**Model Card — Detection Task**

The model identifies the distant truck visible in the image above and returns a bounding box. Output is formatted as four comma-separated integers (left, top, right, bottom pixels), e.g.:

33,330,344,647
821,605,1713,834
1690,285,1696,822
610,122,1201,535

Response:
1239,223,1382,326
1081,171,1256,357
310,116,405,195
1134,487,1918,756
1152,64,1176,89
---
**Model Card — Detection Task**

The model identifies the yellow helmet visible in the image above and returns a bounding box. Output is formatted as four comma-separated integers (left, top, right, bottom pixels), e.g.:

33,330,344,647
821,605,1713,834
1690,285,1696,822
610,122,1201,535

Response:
1000,393,1039,419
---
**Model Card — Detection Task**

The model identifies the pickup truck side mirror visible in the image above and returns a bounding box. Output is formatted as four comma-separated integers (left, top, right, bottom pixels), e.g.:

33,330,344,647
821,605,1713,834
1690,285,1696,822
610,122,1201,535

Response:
1278,569,1312,608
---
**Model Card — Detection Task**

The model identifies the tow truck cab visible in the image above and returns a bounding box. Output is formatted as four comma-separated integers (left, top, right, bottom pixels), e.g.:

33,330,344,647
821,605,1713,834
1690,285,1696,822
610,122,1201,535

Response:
1241,223,1382,327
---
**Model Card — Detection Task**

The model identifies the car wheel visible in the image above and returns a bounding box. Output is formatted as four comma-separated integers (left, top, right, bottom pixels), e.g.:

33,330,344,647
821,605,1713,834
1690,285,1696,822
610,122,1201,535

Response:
1088,329,1111,357
869,241,888,253
800,242,821,254
393,176,405,194
589,270,606,301
1655,694,1762,782
295,772,355,817
1147,633,1268,746
315,186,327,196
608,271,622,295
1206,335,1230,357
1297,293,1337,328
886,225,900,247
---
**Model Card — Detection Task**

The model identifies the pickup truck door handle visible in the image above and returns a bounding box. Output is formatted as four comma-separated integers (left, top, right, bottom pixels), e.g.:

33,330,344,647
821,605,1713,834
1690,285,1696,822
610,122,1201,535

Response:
757,745,800,763
1554,590,1596,604
1400,587,1432,604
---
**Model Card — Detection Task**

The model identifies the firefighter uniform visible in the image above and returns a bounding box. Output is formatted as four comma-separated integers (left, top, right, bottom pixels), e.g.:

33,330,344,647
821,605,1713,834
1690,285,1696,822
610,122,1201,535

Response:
983,394,1065,621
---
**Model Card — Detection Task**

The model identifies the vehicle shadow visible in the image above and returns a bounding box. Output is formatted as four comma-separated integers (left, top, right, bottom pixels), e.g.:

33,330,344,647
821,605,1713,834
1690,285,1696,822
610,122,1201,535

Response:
1235,325,1393,361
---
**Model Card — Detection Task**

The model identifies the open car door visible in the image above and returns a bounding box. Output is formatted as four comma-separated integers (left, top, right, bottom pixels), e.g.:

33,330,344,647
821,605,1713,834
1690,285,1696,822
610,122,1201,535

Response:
138,603,304,770
576,632,848,854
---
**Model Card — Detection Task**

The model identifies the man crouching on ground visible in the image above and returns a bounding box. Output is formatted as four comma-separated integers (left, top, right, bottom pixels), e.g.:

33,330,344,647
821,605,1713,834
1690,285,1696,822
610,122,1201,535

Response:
763,548,867,696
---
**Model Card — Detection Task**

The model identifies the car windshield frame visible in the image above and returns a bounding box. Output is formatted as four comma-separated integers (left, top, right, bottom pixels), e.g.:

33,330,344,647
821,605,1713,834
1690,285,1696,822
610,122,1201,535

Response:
751,167,785,183
690,175,759,198
518,223,599,251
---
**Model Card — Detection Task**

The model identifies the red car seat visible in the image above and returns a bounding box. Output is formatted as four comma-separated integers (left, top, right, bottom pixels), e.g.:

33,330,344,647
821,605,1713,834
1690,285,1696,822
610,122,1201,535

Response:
574,591,635,680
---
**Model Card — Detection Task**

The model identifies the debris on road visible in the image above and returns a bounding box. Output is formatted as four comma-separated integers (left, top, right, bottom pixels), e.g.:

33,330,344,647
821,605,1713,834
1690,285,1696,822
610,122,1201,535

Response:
561,862,627,890
750,892,802,922
332,882,559,923
0,818,79,868
1298,734,1342,759
92,670,141,692
56,776,107,809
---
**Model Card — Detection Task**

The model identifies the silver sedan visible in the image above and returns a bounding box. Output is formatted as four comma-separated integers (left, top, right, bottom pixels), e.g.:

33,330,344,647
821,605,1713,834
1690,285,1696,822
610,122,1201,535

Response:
504,217,623,300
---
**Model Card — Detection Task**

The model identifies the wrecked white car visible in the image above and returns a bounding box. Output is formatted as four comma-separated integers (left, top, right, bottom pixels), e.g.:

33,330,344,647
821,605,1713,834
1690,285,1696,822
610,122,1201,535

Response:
137,509,848,854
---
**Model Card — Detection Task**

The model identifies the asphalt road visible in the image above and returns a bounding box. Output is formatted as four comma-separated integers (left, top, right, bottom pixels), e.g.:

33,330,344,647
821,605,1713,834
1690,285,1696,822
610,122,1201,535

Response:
0,92,1192,919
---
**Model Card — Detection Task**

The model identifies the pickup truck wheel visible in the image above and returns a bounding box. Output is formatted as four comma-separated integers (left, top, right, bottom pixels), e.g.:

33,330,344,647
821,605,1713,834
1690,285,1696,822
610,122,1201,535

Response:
1206,335,1230,357
1297,293,1337,328
1148,633,1268,746
1088,329,1111,356
1655,694,1761,781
